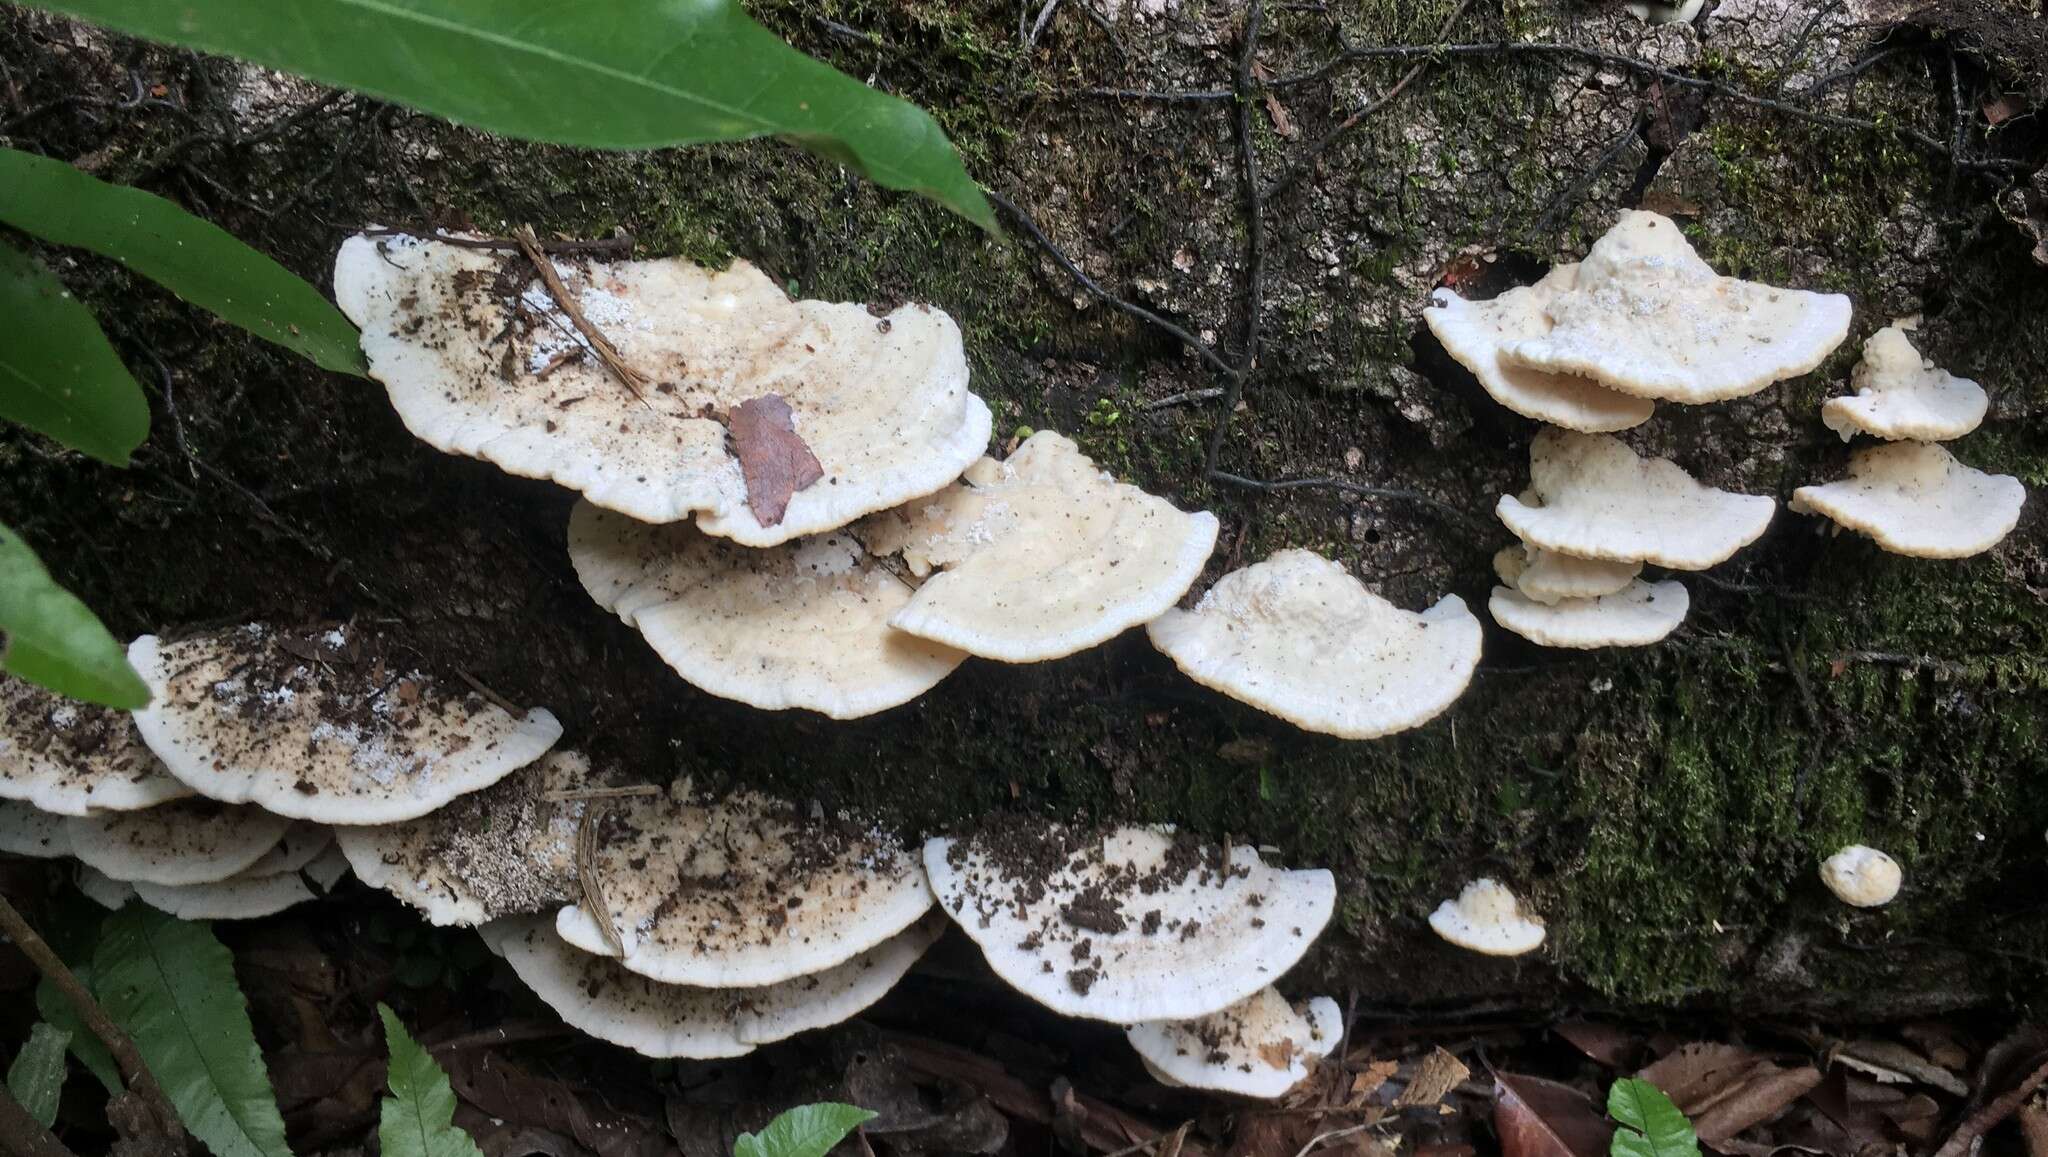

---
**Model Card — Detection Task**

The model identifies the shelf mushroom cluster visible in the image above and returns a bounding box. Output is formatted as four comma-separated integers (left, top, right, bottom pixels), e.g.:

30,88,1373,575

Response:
1430,210,1852,649
1792,325,2025,558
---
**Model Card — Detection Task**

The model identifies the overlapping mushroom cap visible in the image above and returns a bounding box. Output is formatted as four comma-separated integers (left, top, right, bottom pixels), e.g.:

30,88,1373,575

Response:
1498,211,1852,403
1427,265,1655,432
333,233,991,546
128,624,561,825
1790,442,2024,558
1127,987,1343,1099
0,676,191,815
1490,545,1640,605
0,800,71,858
1490,550,1687,649
1428,878,1546,956
858,432,1219,662
1496,430,1775,570
568,501,964,718
337,750,593,927
925,823,1335,1023
1822,327,1987,443
1146,550,1481,740
65,799,293,887
131,845,350,921
555,782,933,987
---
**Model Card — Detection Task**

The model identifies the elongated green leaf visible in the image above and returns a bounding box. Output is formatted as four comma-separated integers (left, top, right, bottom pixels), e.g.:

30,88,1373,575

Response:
93,907,292,1157
34,903,120,1097
1608,1079,1699,1157
30,0,994,231
0,149,364,376
0,241,148,465
36,975,119,1097
6,1023,71,1129
377,1004,483,1157
0,521,149,709
735,1103,877,1157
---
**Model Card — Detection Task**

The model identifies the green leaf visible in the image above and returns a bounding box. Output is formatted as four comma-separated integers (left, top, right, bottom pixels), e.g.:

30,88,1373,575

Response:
1608,1079,1699,1157
6,1023,72,1129
734,1104,877,1157
0,149,365,376
28,0,995,232
377,1004,483,1157
36,975,119,1097
0,521,150,709
0,240,148,465
92,907,293,1157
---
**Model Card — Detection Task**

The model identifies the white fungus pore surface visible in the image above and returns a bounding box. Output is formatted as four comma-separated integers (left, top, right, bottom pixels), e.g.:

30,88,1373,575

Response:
1790,441,2024,558
1146,549,1482,740
1127,987,1343,1100
333,234,992,547
1822,326,1988,443
1426,265,1656,432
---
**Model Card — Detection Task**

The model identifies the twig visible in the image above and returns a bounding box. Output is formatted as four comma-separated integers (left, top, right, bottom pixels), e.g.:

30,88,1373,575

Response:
541,785,663,802
0,896,186,1144
1050,86,1233,102
1292,1123,1379,1157
427,1023,578,1053
1207,470,1488,532
575,807,627,957
1201,0,1268,477
1535,103,1649,234
0,1085,75,1157
511,225,649,400
361,226,637,256
1144,388,1225,410
1026,0,1062,48
452,667,521,716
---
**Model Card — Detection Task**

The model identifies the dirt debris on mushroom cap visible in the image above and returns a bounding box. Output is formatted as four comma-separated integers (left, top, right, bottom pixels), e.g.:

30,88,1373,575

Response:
485,911,943,1059
857,431,1220,663
1145,549,1482,741
1491,544,1641,605
1426,265,1655,433
568,501,966,719
924,821,1336,1023
331,233,992,547
0,800,73,859
1790,441,2025,558
554,781,933,988
1822,326,1988,444
1127,987,1343,1100
337,749,596,927
128,623,562,825
131,844,351,921
1428,878,1547,956
0,675,193,816
1819,845,1902,908
1490,549,1689,649
1497,429,1777,570
65,798,294,887
1498,210,1853,403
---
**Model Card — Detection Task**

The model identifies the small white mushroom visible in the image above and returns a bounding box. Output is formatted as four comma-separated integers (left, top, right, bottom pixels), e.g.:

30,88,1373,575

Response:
0,800,72,859
555,783,933,988
1820,845,1901,908
1822,327,1987,443
1427,266,1655,433
858,432,1219,663
337,750,594,927
1127,987,1343,1100
1428,878,1546,956
1624,0,1706,23
131,845,350,921
332,234,992,547
567,502,965,718
1492,544,1640,605
1146,550,1482,740
128,623,562,825
65,799,293,886
1497,429,1776,570
1499,211,1853,403
925,823,1335,1023
1790,442,2024,558
1489,582,1689,649
0,676,192,815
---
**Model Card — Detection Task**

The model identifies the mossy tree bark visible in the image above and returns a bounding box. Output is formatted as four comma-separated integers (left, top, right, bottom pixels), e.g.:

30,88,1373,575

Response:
1,0,2043,1015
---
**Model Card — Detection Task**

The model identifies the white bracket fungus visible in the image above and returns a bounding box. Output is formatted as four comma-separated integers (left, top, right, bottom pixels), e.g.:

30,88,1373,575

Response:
333,233,992,547
1127,987,1342,1099
0,677,192,815
568,501,965,718
128,624,562,825
76,865,135,910
1497,430,1776,570
1819,845,1901,908
337,750,594,927
1427,265,1656,433
0,799,72,859
64,798,293,887
1428,878,1547,956
131,844,350,921
1146,550,1482,740
554,783,933,988
925,823,1335,1023
859,432,1219,663
1490,549,1688,649
1822,327,1987,443
1491,545,1640,605
1498,211,1852,403
1790,442,2024,558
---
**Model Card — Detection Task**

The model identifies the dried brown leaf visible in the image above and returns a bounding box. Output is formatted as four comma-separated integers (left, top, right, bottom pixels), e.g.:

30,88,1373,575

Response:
1555,1021,1641,1070
1493,1074,1611,1157
728,394,823,527
1831,1040,1970,1096
1395,1048,1471,1109
2019,1101,2048,1157
1899,1024,1970,1074
1352,1060,1399,1102
442,1050,670,1157
1259,1039,1299,1071
1638,1042,1820,1147
1934,1056,2048,1157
